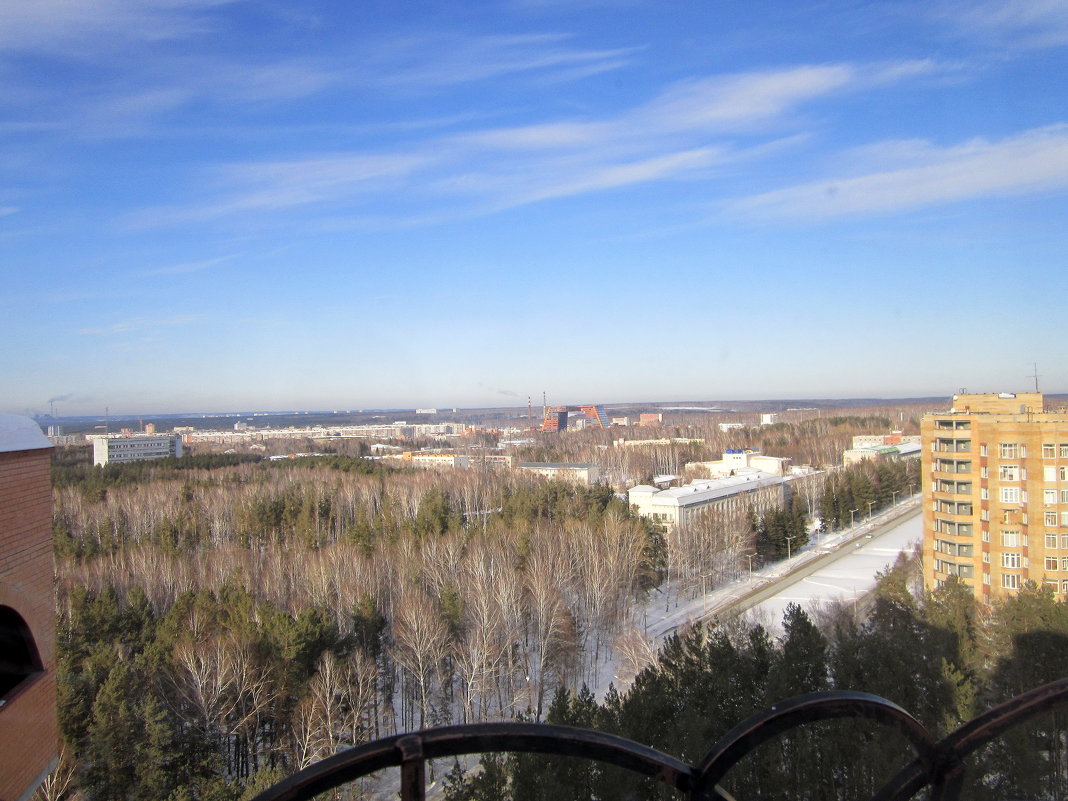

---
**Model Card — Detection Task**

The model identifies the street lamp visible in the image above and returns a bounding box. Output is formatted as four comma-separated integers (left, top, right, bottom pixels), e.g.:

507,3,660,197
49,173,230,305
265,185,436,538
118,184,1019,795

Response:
785,535,797,560
744,552,757,582
699,571,712,598
867,500,875,518
849,508,859,527
891,490,899,506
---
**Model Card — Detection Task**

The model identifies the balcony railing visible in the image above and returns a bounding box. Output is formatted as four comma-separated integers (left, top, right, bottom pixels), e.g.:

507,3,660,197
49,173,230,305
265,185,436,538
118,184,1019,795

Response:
252,680,1068,801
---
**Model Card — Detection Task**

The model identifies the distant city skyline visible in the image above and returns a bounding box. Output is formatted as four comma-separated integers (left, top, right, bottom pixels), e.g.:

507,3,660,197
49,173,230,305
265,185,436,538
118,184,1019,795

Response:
3,1,1067,415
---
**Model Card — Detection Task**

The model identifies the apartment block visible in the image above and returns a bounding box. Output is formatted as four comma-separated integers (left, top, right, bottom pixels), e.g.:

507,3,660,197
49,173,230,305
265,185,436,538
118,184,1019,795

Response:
90,433,183,466
922,391,1068,601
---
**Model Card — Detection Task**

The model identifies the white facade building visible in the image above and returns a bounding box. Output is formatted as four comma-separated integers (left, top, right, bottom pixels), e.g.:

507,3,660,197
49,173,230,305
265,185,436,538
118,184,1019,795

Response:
91,434,183,466
687,448,791,477
628,471,785,531
403,452,470,469
517,462,600,485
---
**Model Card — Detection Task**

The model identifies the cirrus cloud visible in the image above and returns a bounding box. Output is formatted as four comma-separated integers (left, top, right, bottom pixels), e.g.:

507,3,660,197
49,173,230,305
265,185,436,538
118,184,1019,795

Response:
729,125,1068,221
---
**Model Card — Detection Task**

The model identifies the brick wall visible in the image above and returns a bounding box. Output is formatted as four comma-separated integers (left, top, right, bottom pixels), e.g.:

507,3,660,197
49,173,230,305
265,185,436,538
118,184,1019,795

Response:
0,446,58,801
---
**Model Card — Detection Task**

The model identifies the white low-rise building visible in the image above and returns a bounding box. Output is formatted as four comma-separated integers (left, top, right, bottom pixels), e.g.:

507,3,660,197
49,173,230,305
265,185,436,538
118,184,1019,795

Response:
851,432,921,449
687,448,791,477
843,441,922,466
628,470,785,531
517,462,600,485
402,452,470,469
90,434,183,466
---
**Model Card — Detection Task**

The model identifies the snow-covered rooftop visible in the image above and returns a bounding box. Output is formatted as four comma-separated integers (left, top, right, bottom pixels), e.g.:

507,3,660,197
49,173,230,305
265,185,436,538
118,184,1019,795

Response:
0,414,51,453
631,471,784,508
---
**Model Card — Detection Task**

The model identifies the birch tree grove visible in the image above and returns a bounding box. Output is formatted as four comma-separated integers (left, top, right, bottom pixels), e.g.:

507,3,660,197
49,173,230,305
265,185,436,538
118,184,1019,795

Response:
391,589,449,729
53,455,667,800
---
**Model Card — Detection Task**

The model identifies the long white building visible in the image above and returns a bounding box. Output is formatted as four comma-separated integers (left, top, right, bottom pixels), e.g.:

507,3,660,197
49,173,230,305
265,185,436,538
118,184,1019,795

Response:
628,471,785,531
91,434,182,466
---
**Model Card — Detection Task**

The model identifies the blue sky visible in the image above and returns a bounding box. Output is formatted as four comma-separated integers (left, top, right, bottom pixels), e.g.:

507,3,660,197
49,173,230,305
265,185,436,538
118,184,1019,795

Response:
2,0,1067,416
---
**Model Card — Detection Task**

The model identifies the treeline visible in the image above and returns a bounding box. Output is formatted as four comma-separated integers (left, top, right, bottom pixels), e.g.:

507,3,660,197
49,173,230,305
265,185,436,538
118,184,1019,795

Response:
52,451,265,499
817,458,919,532
510,411,920,486
52,458,638,560
446,572,1068,801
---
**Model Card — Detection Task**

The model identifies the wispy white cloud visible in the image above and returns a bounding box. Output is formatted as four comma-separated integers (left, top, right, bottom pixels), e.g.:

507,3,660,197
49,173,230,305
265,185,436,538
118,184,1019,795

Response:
447,146,723,209
79,314,202,335
729,125,1068,221
456,60,933,153
127,60,941,227
78,87,194,136
210,61,338,103
368,33,639,88
633,65,854,134
140,255,235,276
125,153,431,228
0,206,17,217
0,0,237,56
942,0,1068,49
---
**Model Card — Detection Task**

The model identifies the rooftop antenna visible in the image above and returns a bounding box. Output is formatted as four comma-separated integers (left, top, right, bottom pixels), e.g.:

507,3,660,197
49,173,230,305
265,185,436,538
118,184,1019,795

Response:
1030,362,1041,393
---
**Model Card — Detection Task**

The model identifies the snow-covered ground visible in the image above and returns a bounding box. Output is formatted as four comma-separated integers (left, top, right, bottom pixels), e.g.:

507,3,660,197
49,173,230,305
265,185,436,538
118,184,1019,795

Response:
744,512,921,631
596,498,923,697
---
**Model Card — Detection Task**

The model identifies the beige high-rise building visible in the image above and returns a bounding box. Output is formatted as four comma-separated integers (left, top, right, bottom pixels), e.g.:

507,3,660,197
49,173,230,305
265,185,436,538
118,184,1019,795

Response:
922,391,1068,601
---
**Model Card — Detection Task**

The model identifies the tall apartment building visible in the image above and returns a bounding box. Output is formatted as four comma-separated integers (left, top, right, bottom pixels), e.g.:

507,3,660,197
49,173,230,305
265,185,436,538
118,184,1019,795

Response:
922,391,1068,601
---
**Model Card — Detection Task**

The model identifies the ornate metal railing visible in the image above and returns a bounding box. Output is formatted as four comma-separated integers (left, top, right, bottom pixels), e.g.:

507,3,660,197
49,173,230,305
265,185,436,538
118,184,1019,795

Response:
252,678,1068,801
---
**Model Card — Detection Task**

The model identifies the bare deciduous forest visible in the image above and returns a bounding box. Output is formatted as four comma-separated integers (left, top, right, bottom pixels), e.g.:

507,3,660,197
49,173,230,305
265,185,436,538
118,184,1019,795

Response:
52,408,1062,801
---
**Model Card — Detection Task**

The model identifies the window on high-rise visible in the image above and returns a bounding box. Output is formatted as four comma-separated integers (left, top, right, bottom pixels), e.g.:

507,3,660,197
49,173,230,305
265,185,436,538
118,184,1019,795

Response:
1000,486,1021,503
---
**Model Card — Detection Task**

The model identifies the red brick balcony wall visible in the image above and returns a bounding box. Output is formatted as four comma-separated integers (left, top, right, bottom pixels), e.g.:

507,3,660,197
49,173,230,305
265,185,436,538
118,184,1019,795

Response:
0,446,58,801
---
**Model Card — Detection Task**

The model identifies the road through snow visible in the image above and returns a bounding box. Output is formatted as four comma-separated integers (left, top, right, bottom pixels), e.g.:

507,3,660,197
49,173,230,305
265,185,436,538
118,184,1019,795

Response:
595,497,923,698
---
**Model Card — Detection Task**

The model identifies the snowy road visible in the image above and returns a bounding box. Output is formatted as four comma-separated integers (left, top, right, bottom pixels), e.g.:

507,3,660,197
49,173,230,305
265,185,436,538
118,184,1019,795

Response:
741,511,922,630
643,500,922,640
596,498,924,697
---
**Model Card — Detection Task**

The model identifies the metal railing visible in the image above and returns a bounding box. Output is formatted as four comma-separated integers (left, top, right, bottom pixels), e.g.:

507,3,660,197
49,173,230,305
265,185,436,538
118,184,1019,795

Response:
252,679,1068,801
